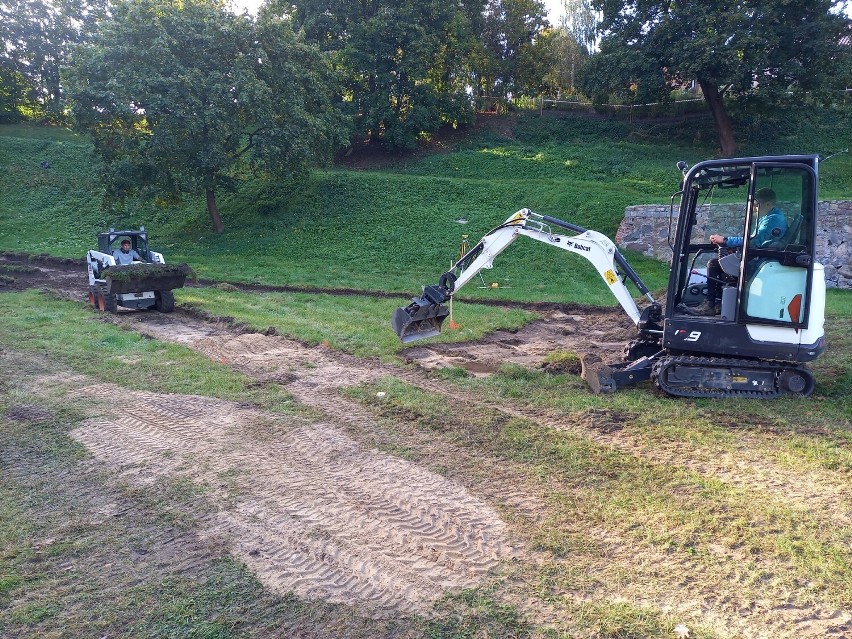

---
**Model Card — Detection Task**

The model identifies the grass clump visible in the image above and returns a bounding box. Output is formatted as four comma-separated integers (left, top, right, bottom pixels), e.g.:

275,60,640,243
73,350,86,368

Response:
0,263,38,274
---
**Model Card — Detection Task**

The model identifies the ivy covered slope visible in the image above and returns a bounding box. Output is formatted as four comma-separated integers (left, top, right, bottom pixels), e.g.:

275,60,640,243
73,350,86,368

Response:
1,112,850,305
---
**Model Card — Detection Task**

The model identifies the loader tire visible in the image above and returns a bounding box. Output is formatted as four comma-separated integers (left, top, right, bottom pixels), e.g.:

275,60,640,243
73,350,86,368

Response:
99,288,117,313
155,290,175,313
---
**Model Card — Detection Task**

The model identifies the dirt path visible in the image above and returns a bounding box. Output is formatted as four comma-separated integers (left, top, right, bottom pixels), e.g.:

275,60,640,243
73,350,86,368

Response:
66,382,516,615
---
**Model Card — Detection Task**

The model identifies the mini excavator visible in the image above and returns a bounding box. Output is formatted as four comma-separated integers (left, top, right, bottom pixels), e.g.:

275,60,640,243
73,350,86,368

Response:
392,155,827,398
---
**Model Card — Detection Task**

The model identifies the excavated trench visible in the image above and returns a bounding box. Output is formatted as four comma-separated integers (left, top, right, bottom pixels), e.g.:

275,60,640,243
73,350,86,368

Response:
0,253,635,370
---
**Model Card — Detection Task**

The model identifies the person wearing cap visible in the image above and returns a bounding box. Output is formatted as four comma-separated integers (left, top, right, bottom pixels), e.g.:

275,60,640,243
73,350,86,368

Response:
112,239,143,265
687,188,787,316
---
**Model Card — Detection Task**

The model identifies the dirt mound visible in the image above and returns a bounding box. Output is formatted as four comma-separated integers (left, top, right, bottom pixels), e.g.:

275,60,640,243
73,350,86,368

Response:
400,306,635,376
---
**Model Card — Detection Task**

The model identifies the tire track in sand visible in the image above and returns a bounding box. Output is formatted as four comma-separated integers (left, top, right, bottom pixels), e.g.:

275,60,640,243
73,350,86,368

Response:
68,383,516,615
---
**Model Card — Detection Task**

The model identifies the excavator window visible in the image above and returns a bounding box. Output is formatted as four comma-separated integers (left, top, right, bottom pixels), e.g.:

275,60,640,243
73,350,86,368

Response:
673,161,816,326
740,165,815,325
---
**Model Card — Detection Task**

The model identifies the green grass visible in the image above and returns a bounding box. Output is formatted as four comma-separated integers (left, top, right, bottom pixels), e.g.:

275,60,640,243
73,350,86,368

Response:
178,286,535,359
0,290,300,414
345,373,852,629
1,280,850,639
427,587,533,639
2,109,851,639
0,297,543,639
2,110,848,305
0,378,399,639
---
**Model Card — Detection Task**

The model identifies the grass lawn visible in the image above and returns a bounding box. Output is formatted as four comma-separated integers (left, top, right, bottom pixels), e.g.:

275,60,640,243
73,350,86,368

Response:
1,108,851,639
2,110,849,304
0,288,849,638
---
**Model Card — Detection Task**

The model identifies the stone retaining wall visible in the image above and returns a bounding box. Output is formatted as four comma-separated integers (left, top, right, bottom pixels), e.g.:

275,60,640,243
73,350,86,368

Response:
616,200,852,288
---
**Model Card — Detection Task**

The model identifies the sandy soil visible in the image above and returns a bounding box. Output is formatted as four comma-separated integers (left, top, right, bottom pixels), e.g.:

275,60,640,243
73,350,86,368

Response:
399,306,634,376
67,383,516,615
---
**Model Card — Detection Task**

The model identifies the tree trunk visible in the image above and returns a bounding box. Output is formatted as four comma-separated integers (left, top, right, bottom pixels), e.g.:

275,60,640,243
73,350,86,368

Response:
45,62,63,121
206,188,224,234
697,77,736,157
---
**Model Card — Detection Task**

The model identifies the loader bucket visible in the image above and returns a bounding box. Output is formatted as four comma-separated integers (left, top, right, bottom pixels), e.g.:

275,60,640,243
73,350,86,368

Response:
104,263,191,295
392,298,450,343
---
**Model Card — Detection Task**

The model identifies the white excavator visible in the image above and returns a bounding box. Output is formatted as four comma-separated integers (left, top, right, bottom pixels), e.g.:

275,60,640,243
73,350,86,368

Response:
392,155,827,398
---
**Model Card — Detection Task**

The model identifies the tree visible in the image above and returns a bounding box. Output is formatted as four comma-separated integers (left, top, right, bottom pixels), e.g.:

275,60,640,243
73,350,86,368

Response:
0,0,106,120
70,0,347,233
560,0,599,52
479,0,549,97
536,1,598,98
580,0,851,156
540,27,588,97
292,0,476,150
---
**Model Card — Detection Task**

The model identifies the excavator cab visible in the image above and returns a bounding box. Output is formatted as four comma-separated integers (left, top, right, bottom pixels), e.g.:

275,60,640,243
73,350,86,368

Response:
667,158,823,352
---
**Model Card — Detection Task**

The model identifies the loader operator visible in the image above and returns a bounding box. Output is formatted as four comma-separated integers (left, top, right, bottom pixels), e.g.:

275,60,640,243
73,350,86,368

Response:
112,239,143,266
687,188,786,316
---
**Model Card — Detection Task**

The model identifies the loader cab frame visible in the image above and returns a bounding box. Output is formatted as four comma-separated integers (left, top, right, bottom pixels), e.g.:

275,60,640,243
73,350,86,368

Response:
665,155,823,362
97,229,151,262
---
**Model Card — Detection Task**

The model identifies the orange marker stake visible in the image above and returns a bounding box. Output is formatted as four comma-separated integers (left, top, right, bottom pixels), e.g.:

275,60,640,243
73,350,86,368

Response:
448,297,461,330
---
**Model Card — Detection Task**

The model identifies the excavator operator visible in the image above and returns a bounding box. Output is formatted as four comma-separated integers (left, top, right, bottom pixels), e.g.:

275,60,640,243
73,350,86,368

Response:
687,188,787,316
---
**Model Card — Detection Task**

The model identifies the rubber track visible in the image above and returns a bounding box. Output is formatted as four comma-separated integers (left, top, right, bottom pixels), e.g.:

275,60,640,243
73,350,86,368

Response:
652,355,815,399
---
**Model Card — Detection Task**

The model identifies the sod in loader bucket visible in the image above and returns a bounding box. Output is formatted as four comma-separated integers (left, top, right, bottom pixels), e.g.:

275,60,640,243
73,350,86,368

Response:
392,284,451,343
103,262,190,294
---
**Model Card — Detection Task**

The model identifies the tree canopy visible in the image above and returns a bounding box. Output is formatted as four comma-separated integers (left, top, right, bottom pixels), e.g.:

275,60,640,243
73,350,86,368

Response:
70,0,348,233
581,0,852,155
0,0,106,121
290,0,554,148
479,0,550,97
292,0,478,150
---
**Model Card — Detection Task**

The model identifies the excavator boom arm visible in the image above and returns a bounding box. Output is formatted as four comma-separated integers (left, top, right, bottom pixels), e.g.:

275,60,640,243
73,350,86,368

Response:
392,209,655,343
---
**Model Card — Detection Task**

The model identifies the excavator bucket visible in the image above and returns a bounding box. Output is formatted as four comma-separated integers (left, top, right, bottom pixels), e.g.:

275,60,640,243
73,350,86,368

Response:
392,285,451,343
104,263,190,295
580,353,617,394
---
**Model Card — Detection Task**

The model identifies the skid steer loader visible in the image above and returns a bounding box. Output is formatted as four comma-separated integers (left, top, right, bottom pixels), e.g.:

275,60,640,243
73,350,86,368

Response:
86,228,190,313
392,154,827,398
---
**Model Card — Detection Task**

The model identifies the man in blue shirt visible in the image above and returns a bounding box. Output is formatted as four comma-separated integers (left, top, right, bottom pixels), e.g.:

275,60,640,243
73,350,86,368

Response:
687,188,787,316
112,239,143,265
